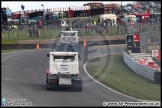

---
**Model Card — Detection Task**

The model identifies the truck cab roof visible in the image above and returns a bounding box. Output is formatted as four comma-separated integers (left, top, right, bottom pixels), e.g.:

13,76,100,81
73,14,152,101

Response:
50,52,78,55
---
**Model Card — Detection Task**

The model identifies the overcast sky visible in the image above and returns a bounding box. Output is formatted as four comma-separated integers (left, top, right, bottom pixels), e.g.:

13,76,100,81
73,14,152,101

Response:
2,1,134,12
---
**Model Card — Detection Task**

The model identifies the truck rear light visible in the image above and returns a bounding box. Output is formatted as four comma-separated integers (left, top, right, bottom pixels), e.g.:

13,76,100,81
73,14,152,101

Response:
52,54,54,56
76,71,79,75
73,80,78,83
53,79,57,82
46,69,49,75
74,54,76,56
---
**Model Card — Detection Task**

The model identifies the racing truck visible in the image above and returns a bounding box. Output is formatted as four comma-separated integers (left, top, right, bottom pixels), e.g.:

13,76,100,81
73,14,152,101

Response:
46,51,82,91
60,31,79,46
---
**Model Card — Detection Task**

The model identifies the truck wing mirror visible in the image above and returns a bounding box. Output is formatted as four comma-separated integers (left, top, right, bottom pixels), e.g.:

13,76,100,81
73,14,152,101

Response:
47,54,49,57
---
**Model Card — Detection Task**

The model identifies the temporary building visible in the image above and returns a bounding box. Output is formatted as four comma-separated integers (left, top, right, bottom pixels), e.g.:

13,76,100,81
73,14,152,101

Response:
100,14,117,25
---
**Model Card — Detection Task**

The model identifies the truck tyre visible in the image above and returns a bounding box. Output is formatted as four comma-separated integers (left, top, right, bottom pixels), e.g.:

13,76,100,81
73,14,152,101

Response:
78,86,82,92
46,75,48,83
46,83,51,91
78,80,82,92
46,75,51,91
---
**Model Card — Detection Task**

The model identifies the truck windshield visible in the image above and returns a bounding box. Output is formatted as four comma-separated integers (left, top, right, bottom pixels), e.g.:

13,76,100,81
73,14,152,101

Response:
63,32,76,36
54,56,75,61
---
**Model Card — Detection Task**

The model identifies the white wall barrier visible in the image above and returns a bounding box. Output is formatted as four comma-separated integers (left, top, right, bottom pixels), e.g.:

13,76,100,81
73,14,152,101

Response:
123,51,156,81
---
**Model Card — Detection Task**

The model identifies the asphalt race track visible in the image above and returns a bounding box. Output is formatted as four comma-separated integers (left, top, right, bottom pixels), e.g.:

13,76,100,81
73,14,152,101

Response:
2,44,141,106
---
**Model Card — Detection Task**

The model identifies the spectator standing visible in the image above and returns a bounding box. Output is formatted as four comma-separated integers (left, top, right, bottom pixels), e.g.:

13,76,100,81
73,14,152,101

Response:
90,21,94,32
28,28,33,37
1,24,4,38
110,19,112,26
116,25,119,34
113,20,115,26
67,19,69,26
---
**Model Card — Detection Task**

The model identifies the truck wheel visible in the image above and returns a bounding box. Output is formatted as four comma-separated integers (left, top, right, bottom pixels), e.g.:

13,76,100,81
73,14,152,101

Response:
47,88,51,91
78,80,82,92
78,86,82,92
46,83,51,91
46,75,48,83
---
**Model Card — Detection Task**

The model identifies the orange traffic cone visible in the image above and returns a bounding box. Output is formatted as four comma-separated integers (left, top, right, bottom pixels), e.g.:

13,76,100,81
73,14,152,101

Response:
36,44,39,49
84,40,86,46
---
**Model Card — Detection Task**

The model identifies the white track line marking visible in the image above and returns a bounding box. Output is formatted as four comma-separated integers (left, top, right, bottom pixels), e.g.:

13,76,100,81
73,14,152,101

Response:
2,78,10,80
2,66,7,67
83,54,160,102
2,78,22,80
2,48,49,55
2,50,34,54
13,58,18,59
2,57,18,59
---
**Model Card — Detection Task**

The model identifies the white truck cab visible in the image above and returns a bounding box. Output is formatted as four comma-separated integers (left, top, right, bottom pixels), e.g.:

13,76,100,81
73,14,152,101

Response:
46,51,82,91
61,20,68,26
48,52,79,75
60,31,79,45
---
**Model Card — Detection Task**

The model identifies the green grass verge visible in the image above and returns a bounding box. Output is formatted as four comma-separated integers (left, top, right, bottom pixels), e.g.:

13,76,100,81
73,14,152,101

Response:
1,40,19,44
86,54,160,101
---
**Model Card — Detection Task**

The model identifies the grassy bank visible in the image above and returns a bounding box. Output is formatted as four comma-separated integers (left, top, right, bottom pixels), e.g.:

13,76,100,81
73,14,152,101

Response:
86,54,160,101
1,40,19,44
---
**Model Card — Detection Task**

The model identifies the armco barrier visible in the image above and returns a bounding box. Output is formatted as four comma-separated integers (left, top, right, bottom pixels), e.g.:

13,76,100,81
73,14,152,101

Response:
1,40,125,50
123,51,161,84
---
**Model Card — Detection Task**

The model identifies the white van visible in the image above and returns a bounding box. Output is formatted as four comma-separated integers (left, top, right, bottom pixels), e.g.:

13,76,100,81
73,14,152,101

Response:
60,31,79,45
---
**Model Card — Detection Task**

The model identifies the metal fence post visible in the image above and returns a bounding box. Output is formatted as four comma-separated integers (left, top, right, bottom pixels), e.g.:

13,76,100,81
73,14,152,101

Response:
51,24,52,37
154,70,161,84
43,27,44,38
17,26,19,40
33,24,35,38
8,30,9,40
26,23,28,39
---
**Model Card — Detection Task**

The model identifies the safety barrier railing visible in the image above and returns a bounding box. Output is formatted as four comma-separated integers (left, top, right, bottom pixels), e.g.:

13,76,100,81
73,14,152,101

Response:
123,51,156,81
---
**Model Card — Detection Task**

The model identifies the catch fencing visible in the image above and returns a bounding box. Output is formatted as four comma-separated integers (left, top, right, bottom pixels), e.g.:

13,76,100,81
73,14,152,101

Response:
139,31,161,46
1,20,160,41
123,28,161,84
123,51,156,81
